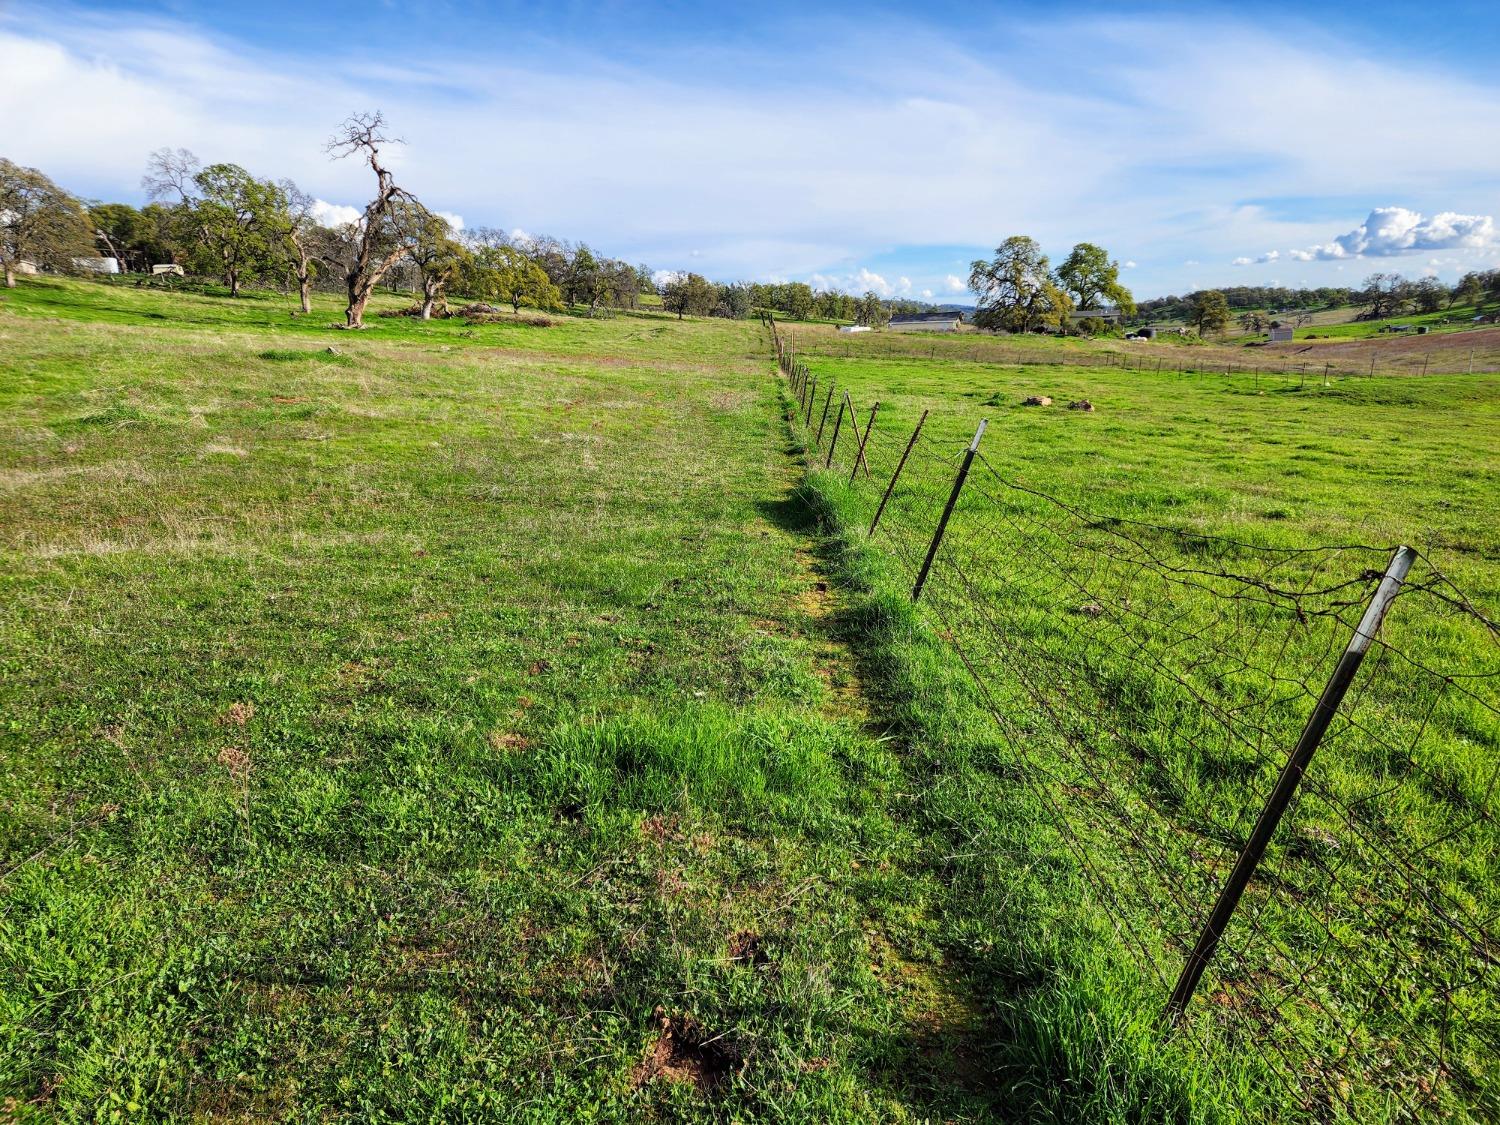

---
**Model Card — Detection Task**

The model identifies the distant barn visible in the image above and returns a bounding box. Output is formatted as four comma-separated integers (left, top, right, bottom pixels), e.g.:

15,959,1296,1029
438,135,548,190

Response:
1067,306,1124,326
889,311,964,332
1268,325,1294,343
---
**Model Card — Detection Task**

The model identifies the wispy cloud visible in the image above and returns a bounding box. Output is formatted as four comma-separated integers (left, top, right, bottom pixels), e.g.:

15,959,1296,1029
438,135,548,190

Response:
2,4,1499,294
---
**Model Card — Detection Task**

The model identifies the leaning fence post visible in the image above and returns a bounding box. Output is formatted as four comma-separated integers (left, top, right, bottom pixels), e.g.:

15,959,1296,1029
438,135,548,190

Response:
912,419,987,603
815,385,835,446
805,375,817,426
849,401,880,484
825,391,850,469
869,409,928,536
1164,545,1417,1022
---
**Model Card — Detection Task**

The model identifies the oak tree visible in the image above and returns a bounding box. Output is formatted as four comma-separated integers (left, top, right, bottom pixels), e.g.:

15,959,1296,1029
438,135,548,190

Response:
1057,242,1135,315
1190,289,1231,336
406,206,468,319
0,159,94,287
969,236,1073,333
661,272,715,318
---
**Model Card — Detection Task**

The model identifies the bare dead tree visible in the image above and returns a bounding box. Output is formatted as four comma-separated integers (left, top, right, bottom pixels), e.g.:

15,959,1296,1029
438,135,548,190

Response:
142,148,201,204
324,111,419,328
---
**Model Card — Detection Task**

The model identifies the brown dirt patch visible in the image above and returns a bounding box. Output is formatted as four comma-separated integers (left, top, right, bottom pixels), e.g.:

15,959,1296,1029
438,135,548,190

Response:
727,930,772,969
632,1008,742,1094
641,813,681,844
217,745,251,779
219,701,255,727
487,731,530,753
709,389,752,412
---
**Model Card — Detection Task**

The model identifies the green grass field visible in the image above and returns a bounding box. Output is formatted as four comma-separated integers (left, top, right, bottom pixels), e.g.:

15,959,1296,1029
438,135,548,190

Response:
1,279,1496,1122
782,344,1500,1121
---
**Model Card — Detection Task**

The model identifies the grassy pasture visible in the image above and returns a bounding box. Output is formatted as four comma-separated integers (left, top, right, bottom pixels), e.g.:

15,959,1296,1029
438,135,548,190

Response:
797,351,1499,557
784,315,1500,379
1,277,1496,1122
0,279,958,1121
786,347,1500,1120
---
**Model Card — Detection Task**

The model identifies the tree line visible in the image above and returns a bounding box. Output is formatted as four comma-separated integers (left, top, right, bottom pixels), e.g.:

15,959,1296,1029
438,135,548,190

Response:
1140,273,1500,328
3,115,971,331
10,127,1497,332
2,113,674,327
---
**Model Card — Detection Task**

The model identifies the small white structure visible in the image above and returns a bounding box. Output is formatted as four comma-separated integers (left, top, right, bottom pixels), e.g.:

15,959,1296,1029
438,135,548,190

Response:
14,260,39,276
72,256,120,274
837,324,872,333
151,263,185,277
890,311,964,332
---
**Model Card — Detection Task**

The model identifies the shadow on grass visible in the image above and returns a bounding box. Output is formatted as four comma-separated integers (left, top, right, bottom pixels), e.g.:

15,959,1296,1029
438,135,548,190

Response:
760,468,1205,1124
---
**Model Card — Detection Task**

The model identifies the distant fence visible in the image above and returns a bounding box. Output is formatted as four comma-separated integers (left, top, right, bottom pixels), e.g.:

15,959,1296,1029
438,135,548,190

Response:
765,314,1500,1119
779,319,1499,380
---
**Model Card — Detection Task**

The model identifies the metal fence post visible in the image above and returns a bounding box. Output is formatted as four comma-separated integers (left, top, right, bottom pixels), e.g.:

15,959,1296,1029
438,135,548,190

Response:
869,409,928,536
912,419,987,603
805,375,817,426
815,385,834,446
848,401,879,484
1164,544,1417,1022
825,391,850,469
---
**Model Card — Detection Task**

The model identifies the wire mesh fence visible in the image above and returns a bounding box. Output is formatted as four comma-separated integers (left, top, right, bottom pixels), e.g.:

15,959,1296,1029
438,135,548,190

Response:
766,315,1500,1120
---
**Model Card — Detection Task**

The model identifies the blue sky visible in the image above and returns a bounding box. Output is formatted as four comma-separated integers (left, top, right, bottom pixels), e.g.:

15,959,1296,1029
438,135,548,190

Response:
3,0,1498,300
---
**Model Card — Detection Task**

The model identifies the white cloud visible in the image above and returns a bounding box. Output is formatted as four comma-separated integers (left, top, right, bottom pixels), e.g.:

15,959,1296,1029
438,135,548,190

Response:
921,288,933,298
310,198,360,227
1122,260,1136,269
2,7,1499,294
854,268,892,296
435,210,464,232
652,268,686,287
803,267,898,296
1288,207,1496,261
1232,249,1281,265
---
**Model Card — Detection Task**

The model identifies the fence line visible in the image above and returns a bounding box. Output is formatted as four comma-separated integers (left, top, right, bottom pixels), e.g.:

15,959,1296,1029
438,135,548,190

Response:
780,317,1500,381
764,313,1500,1120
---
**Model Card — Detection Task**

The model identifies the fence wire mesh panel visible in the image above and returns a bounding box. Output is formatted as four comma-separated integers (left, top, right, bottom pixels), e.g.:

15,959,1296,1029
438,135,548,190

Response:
764,317,1500,1121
